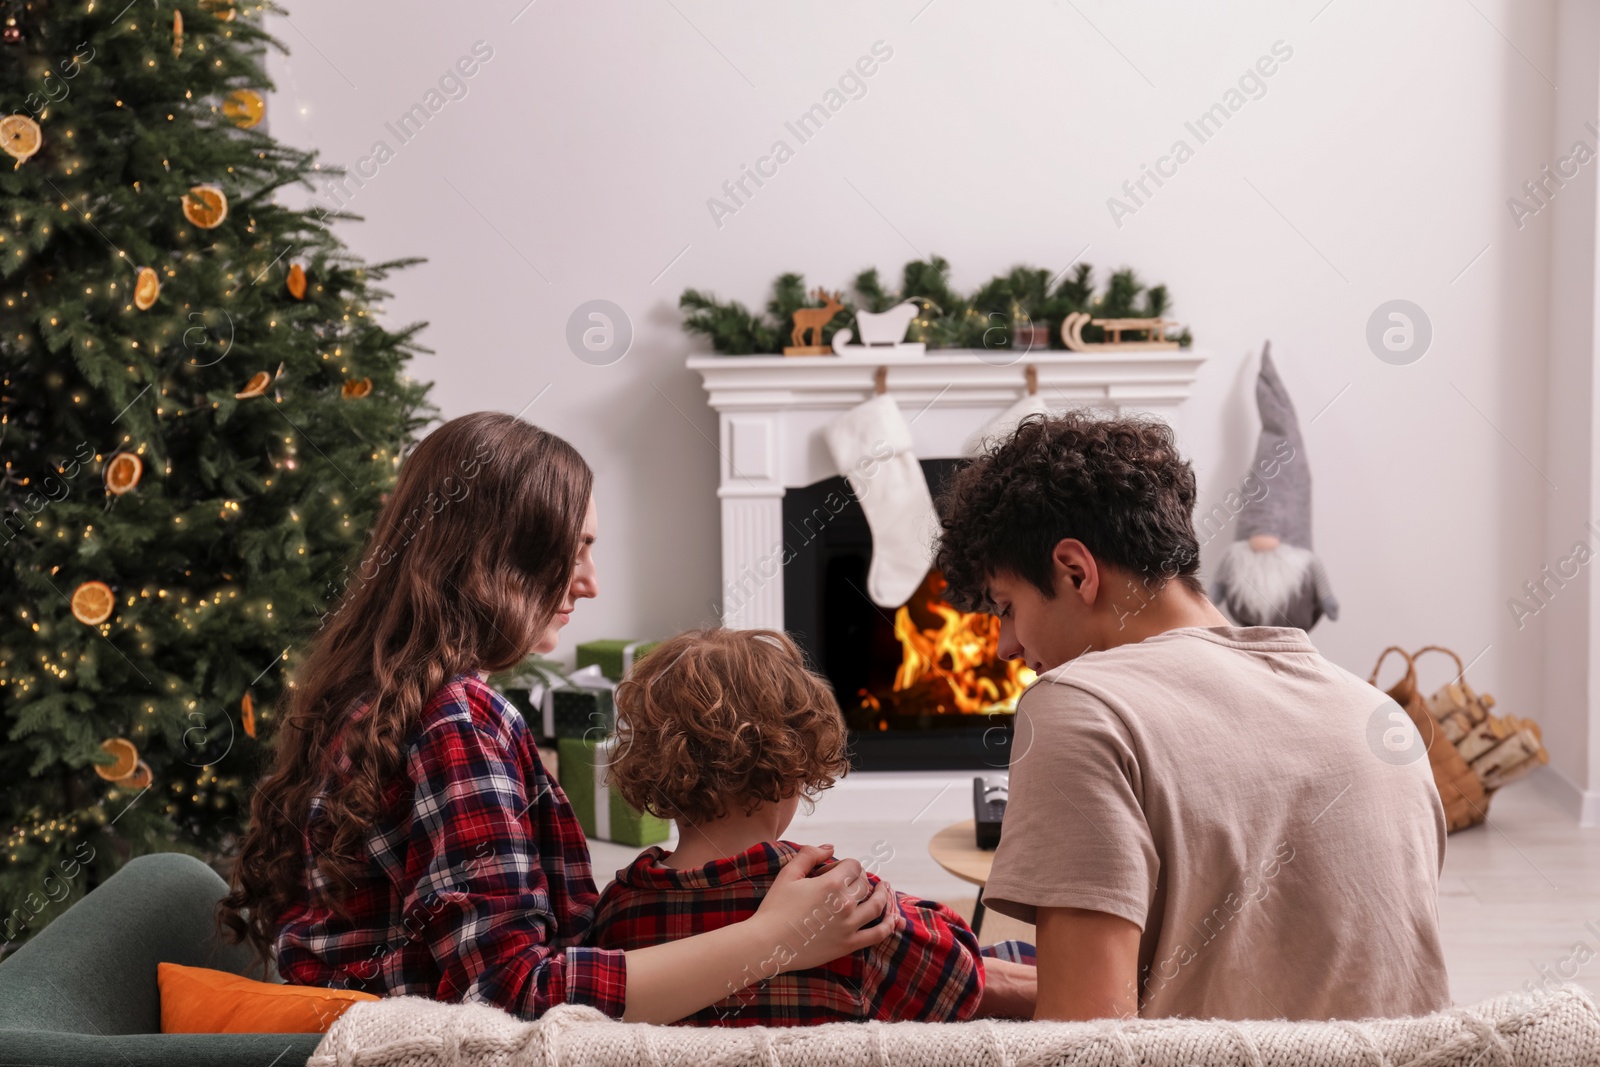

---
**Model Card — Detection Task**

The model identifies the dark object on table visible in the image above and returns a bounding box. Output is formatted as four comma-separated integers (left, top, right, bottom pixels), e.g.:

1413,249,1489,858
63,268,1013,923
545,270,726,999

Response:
973,775,1007,850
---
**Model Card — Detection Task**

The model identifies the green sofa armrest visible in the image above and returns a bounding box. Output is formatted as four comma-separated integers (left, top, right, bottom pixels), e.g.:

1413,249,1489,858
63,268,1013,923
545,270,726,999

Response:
0,852,321,1067
0,1030,323,1067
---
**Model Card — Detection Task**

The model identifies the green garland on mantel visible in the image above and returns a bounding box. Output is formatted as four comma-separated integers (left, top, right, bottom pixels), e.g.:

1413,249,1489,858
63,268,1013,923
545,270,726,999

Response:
679,256,1194,355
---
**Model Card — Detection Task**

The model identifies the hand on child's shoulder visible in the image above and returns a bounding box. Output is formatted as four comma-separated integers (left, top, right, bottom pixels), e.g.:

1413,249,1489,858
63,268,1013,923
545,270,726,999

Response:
807,856,843,877
801,854,888,929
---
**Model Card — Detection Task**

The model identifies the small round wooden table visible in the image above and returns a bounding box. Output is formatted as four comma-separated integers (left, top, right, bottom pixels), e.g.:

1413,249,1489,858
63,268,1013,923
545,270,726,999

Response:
928,819,996,937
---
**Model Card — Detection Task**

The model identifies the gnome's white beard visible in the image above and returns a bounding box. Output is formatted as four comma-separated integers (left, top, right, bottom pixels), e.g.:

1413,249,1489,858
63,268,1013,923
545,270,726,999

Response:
1217,539,1315,623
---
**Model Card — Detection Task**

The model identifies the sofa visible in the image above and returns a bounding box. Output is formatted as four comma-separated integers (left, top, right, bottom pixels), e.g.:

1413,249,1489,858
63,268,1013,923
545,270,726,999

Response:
0,852,323,1067
313,988,1600,1067
3,852,1597,1067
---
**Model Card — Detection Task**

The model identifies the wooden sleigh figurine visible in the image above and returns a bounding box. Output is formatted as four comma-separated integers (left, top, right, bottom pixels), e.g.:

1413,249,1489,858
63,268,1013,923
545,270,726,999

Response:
1061,311,1184,352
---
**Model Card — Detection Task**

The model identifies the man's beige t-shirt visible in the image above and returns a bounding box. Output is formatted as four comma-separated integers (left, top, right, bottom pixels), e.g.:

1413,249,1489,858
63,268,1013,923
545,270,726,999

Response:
982,625,1450,1021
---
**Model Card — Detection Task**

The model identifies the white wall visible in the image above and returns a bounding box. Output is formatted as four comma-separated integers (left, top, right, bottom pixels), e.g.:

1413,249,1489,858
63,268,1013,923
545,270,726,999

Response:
1539,0,1600,822
267,1,1590,801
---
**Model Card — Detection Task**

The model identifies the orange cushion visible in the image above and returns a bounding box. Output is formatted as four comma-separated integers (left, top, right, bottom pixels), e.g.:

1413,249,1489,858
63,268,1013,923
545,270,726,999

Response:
158,962,380,1033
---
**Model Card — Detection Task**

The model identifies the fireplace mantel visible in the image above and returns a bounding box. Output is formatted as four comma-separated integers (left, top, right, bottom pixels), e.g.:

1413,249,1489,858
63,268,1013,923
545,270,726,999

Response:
687,348,1208,628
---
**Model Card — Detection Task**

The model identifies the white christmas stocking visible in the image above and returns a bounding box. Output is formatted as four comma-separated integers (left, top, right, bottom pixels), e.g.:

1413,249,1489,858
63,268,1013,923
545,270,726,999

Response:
963,393,1052,456
824,393,939,608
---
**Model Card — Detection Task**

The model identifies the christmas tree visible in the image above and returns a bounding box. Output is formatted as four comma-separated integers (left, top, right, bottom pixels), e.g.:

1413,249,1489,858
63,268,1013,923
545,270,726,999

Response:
0,0,432,944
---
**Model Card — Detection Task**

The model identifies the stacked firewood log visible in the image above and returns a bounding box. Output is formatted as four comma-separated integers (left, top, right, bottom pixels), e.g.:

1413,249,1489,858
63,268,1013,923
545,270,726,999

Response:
1372,646,1549,832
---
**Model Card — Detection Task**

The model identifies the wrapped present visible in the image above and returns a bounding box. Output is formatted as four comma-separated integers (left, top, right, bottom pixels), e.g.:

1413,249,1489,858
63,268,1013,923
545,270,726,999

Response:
490,659,622,740
576,639,660,682
557,736,671,847
551,684,614,739
517,664,616,740
488,656,567,736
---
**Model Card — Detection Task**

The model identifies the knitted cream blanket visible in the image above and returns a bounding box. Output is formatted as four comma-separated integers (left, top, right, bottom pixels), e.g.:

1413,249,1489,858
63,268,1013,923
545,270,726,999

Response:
310,984,1599,1067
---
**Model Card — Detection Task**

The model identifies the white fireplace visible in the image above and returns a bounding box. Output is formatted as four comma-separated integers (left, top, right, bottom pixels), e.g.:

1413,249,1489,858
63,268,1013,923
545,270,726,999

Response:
687,348,1210,632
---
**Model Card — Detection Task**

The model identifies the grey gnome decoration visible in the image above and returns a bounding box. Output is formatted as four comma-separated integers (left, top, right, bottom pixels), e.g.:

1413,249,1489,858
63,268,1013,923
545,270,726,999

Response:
1210,343,1339,631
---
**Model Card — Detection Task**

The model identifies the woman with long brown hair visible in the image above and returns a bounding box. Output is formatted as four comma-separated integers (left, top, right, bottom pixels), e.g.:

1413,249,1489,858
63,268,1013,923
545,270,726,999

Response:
219,412,896,1024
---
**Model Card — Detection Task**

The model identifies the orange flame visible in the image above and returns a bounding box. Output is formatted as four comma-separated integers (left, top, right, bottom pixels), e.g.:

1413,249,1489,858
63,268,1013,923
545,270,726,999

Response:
872,572,1036,716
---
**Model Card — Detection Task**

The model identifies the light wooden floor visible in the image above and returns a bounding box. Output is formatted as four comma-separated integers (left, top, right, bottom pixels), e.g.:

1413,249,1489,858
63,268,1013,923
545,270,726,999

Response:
588,775,1600,1009
1431,780,1600,1004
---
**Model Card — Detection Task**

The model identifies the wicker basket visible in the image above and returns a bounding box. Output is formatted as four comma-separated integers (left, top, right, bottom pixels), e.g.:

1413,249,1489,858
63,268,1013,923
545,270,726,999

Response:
1369,646,1490,832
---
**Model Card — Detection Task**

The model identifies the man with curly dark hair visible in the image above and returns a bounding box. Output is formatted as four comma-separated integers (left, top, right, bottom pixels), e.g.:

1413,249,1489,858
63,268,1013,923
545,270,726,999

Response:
935,410,1449,1023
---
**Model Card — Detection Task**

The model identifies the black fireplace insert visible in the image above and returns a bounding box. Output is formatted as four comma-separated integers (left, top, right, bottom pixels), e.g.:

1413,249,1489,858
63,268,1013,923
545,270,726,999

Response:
782,458,1020,772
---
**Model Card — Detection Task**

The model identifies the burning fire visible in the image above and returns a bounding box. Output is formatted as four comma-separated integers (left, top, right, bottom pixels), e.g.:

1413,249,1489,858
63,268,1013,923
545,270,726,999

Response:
860,571,1036,718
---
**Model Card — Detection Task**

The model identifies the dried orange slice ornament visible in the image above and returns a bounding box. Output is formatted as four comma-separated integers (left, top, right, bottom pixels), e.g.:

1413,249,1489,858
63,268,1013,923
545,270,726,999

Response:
71,580,116,625
1,115,42,168
286,262,307,299
200,0,237,20
95,738,139,781
172,10,183,55
181,184,227,229
342,377,373,399
242,692,257,738
133,266,160,310
235,371,270,398
105,452,143,494
119,760,154,789
222,89,265,128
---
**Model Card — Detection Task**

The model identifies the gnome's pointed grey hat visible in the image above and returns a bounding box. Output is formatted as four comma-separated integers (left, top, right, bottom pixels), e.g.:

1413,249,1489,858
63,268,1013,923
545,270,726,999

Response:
1234,342,1312,549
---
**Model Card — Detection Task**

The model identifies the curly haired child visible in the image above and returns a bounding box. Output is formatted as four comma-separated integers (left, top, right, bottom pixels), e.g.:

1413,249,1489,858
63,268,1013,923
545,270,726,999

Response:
591,627,1037,1026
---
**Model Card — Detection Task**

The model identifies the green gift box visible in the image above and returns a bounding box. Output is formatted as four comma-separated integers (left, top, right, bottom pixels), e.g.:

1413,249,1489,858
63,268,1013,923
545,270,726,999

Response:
557,737,671,847
576,639,660,682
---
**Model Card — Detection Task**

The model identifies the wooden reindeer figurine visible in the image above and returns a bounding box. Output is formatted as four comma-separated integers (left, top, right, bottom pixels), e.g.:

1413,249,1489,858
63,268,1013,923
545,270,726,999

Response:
785,288,844,356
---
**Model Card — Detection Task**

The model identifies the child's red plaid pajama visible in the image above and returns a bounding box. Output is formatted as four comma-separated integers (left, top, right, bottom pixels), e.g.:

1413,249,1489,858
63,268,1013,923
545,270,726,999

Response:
590,840,989,1026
